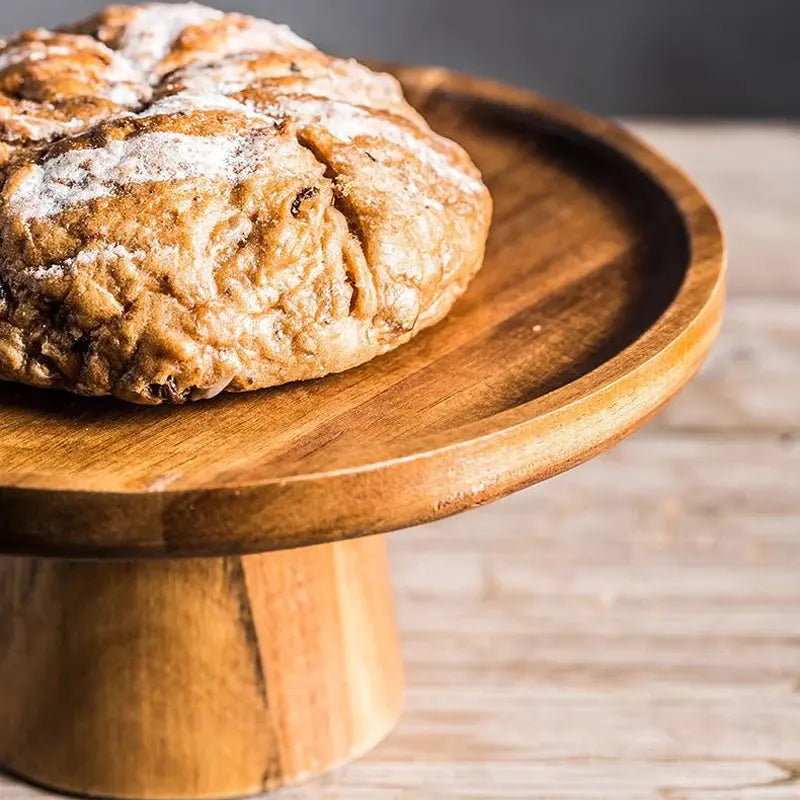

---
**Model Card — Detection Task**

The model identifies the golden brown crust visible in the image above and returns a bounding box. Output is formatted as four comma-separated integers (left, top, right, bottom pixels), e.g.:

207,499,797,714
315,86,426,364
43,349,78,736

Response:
0,3,491,404
0,29,149,149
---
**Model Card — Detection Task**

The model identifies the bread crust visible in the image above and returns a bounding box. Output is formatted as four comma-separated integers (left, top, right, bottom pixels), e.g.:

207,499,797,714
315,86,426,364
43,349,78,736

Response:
0,3,492,404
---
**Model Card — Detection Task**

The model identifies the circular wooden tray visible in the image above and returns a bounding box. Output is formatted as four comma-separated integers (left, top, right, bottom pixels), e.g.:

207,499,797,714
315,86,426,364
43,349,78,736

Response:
0,68,725,558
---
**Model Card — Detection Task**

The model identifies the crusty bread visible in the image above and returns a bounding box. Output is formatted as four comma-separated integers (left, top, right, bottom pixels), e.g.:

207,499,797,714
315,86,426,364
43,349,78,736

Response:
0,3,491,404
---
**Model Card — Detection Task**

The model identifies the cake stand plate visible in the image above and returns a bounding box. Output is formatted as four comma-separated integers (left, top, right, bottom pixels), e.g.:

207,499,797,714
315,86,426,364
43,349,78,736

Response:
0,67,725,799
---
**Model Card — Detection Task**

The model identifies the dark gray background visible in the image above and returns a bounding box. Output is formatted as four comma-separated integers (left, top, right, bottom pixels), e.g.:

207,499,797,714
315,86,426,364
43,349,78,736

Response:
4,0,798,116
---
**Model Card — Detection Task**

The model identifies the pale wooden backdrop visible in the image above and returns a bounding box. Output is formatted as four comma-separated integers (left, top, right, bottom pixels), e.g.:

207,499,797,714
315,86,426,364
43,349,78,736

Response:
1,123,797,799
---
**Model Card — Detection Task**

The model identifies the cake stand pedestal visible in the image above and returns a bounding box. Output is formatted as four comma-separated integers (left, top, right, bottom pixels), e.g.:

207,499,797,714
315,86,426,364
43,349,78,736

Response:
0,67,724,799
0,538,401,798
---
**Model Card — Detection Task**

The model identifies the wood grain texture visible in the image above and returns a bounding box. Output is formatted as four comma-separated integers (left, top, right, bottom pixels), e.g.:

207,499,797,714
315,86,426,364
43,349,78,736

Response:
0,123,792,800
264,122,793,800
0,536,403,799
0,68,725,557
625,123,800,299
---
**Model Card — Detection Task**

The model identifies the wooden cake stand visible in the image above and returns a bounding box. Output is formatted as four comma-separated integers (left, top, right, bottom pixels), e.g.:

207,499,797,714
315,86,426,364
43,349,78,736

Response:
0,68,725,799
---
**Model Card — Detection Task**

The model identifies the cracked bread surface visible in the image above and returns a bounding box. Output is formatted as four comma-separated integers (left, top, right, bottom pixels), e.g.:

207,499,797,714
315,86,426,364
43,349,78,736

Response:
0,3,492,404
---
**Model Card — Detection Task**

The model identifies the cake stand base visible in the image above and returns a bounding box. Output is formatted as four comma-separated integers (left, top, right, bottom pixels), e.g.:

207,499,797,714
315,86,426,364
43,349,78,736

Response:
0,536,403,798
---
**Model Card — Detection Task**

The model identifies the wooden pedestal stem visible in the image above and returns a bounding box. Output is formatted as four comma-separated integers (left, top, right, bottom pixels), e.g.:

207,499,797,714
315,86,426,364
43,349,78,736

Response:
0,536,403,799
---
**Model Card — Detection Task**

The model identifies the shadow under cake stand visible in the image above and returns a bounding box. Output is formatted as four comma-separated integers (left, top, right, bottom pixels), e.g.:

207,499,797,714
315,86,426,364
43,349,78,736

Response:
0,68,725,799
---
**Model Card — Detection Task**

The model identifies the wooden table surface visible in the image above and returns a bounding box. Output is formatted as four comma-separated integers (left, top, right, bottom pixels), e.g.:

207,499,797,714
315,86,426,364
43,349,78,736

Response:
2,123,798,800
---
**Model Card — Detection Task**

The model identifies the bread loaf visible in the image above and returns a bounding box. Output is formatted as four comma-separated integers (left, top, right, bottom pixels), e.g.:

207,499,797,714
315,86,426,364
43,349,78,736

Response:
0,3,491,404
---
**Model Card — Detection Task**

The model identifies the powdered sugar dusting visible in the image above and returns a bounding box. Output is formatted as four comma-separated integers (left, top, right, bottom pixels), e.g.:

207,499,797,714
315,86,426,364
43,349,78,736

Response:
189,17,314,62
0,35,150,108
27,263,68,280
119,3,224,72
35,45,77,59
0,35,73,72
164,61,256,96
141,89,269,119
0,47,46,71
24,244,145,281
77,243,145,265
1,110,90,143
104,83,145,107
0,38,100,71
163,59,407,125
103,49,147,84
5,129,285,221
258,96,484,195
1,6,482,226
